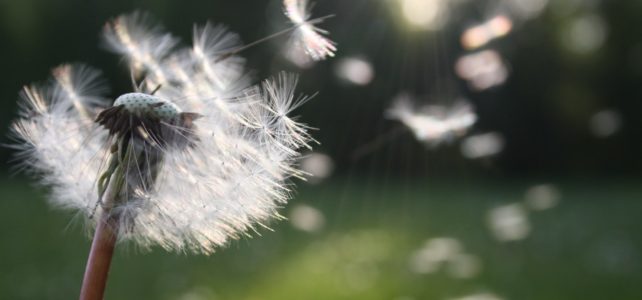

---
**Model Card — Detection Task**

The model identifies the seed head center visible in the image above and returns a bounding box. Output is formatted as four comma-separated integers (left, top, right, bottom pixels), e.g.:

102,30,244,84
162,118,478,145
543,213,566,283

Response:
114,92,182,120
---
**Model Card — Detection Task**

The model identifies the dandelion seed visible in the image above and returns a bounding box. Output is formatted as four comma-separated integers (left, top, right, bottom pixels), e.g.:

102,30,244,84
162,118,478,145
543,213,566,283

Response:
283,0,337,61
386,94,477,146
103,11,178,87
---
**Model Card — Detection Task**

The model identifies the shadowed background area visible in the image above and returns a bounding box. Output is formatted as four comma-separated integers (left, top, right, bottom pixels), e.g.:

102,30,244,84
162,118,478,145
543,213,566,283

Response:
1,0,641,299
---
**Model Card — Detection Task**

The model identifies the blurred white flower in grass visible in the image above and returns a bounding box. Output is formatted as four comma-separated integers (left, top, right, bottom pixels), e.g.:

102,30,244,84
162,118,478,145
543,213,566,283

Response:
455,50,509,91
446,253,482,279
524,184,561,211
461,15,513,50
448,291,504,300
393,297,416,300
487,203,530,242
11,12,318,254
289,204,326,233
177,286,216,300
460,132,505,159
386,94,477,147
284,0,336,61
589,109,622,138
334,56,375,86
299,152,335,184
409,237,462,274
409,237,481,278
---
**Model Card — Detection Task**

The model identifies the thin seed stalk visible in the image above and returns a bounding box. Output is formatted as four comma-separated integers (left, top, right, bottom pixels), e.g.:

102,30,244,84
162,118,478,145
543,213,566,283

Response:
79,142,130,300
78,209,117,300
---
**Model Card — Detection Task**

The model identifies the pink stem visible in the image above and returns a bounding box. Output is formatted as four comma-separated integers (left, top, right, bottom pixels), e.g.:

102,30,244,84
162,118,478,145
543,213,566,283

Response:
79,216,117,300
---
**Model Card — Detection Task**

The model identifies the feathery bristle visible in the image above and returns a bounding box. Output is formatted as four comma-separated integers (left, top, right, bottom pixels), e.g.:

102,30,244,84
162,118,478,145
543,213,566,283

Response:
283,0,337,61
103,11,178,86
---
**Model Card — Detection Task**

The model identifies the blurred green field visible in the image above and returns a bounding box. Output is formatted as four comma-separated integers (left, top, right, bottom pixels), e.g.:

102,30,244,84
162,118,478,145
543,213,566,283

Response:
1,178,641,300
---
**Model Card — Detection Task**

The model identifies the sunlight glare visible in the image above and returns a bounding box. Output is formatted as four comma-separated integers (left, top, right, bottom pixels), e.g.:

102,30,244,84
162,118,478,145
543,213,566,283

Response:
399,0,448,31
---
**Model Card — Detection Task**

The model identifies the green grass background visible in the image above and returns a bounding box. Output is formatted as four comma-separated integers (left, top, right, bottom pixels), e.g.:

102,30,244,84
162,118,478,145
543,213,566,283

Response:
1,178,640,300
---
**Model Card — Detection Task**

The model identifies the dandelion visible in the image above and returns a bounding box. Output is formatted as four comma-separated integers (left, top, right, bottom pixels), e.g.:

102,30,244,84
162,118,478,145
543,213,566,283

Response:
386,94,477,146
283,0,337,61
10,11,325,300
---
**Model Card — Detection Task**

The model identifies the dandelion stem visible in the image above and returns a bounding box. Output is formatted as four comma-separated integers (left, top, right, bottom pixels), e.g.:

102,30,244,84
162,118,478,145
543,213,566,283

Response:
79,213,117,300
79,150,126,300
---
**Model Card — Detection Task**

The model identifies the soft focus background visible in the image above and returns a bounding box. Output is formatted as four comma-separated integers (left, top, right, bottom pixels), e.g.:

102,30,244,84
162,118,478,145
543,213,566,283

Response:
1,0,641,299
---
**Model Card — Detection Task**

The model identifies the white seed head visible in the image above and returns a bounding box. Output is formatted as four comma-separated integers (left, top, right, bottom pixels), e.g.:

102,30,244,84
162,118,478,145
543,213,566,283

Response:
12,12,319,254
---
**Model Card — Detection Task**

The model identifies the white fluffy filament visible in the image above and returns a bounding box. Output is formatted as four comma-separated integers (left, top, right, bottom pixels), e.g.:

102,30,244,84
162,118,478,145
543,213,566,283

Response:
283,0,337,60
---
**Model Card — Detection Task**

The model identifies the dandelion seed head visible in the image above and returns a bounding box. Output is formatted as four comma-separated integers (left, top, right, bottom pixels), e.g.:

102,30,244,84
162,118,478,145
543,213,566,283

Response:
12,12,320,255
